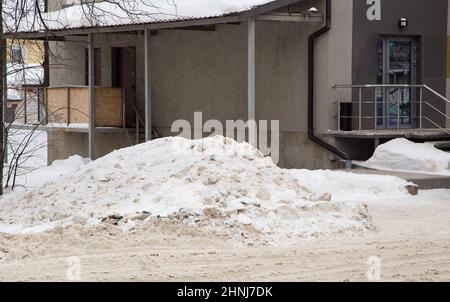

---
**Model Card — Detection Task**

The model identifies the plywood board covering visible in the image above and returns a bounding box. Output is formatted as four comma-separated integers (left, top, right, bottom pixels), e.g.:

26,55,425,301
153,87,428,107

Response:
95,88,123,127
46,87,69,123
46,86,123,127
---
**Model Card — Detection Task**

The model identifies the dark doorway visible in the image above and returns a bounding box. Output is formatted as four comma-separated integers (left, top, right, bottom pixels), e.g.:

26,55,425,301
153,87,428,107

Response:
84,48,102,86
111,47,137,128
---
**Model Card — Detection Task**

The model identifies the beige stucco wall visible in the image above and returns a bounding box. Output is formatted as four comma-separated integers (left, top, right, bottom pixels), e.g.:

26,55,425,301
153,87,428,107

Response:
7,40,44,64
313,0,353,152
47,0,347,169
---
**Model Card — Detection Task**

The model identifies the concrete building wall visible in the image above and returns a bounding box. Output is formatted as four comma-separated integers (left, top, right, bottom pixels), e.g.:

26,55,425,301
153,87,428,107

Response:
312,0,354,160
47,130,133,162
147,1,336,169
47,2,341,168
49,37,87,86
352,0,448,130
314,0,353,134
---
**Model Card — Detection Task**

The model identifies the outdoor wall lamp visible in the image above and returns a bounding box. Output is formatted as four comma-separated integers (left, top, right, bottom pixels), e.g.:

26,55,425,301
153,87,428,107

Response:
399,18,408,28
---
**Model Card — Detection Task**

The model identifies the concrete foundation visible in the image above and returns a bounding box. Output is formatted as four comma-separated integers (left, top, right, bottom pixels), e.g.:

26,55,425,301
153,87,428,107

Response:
47,130,134,164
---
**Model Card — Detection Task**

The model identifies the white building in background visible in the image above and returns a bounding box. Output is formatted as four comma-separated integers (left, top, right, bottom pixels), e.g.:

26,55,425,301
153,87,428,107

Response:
7,63,45,125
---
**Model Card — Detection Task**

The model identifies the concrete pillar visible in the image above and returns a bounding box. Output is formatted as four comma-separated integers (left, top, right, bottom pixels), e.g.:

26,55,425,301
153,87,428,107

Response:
248,17,256,146
2,38,7,164
144,29,152,141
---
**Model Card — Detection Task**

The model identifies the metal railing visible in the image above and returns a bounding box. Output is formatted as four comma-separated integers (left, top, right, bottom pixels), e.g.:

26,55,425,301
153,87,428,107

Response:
332,84,450,135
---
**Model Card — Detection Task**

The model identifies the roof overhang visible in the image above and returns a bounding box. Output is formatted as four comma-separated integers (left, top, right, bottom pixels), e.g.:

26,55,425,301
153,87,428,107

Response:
4,0,321,40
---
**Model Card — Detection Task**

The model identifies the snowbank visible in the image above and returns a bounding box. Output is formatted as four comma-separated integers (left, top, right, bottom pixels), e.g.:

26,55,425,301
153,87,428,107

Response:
46,122,89,129
13,155,89,191
7,129,47,170
4,129,49,193
363,138,450,175
289,169,413,202
0,136,372,244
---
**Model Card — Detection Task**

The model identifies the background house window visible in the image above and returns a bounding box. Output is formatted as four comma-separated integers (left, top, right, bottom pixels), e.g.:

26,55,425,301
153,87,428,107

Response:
10,46,24,64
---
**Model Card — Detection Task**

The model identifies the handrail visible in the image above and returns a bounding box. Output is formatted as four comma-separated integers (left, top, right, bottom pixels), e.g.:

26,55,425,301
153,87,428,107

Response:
333,84,450,105
424,117,450,135
333,84,450,133
423,85,450,106
333,84,426,88
423,101,450,120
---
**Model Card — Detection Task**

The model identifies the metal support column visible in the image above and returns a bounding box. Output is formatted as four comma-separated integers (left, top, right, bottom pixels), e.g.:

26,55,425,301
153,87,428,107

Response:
248,17,256,146
88,33,96,160
2,39,7,164
144,29,152,141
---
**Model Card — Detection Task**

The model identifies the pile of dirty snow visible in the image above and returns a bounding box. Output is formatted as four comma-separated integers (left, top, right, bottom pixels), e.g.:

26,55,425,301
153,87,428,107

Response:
363,138,450,175
0,136,373,244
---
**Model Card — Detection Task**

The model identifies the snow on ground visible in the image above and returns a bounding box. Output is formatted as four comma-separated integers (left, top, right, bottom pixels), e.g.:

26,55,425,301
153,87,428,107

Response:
0,136,374,245
289,169,413,202
3,128,83,199
7,128,47,170
5,156,89,195
361,138,450,176
45,122,88,129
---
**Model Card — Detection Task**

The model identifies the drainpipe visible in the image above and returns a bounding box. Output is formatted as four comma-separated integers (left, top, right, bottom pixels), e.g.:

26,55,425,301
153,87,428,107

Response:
308,0,348,160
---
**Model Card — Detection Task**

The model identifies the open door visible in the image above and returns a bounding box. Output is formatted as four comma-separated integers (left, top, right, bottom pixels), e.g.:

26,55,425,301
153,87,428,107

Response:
111,47,137,128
